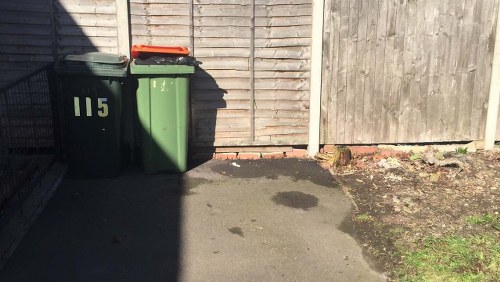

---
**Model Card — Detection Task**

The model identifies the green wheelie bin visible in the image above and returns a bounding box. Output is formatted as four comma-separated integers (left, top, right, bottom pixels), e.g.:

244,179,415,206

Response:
130,56,195,174
55,52,128,178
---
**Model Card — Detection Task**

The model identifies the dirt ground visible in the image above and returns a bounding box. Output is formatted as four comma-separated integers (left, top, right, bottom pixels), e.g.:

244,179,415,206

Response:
328,148,500,279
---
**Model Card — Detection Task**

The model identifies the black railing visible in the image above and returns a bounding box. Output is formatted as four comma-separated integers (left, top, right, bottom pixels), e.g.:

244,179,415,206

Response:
0,64,61,228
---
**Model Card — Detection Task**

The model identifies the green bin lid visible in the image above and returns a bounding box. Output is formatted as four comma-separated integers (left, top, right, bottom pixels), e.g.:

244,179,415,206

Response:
129,61,195,75
56,52,128,77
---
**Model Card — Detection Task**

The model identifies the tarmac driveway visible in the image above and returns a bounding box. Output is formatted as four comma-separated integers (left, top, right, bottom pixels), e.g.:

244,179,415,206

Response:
0,159,384,281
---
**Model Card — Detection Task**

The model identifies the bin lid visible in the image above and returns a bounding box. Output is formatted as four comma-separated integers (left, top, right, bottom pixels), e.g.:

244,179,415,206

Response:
61,52,128,65
129,61,195,75
131,45,190,59
55,52,128,77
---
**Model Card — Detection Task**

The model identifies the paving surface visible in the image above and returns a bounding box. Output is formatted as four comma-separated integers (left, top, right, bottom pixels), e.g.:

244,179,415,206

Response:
0,159,385,282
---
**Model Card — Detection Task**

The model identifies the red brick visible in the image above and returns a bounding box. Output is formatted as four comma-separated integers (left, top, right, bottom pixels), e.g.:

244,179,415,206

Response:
286,149,308,158
323,144,337,153
191,153,215,160
349,146,378,156
378,149,405,158
214,153,237,160
238,152,261,160
262,152,285,159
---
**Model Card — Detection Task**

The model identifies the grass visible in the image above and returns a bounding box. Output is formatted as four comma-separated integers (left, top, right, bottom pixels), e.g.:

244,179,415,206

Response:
354,213,374,222
398,235,500,282
455,147,468,154
466,213,500,231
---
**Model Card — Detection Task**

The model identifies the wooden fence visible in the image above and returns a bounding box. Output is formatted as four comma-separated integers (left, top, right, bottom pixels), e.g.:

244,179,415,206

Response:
1,0,499,147
130,0,313,146
321,0,500,144
0,0,121,87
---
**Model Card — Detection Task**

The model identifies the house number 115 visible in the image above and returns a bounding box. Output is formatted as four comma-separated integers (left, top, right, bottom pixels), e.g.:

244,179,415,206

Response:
73,97,109,117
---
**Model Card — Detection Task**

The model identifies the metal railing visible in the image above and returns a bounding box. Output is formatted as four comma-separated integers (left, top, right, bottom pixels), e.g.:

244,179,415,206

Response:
0,64,60,227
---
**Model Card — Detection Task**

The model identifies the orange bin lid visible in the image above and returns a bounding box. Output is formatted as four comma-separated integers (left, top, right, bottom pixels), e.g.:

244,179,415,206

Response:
131,45,190,58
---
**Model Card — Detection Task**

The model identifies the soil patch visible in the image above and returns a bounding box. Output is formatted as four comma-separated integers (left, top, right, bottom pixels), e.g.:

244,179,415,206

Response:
330,149,500,280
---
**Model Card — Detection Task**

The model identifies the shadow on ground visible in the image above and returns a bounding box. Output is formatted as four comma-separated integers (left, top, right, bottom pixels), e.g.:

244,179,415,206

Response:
0,170,186,282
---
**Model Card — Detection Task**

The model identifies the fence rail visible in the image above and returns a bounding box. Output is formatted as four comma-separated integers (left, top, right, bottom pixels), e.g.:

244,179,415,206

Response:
0,64,60,228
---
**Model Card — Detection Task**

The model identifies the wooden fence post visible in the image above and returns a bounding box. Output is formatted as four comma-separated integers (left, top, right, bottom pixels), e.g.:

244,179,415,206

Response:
116,0,131,57
485,0,500,150
308,0,325,157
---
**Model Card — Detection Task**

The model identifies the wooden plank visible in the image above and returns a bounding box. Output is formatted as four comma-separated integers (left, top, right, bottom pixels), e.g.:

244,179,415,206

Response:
194,69,251,78
195,109,250,119
196,57,250,70
129,3,190,16
254,90,309,100
0,54,53,62
344,0,359,143
131,24,191,37
454,0,473,140
254,109,309,119
254,100,309,110
254,78,308,90
0,24,51,36
380,0,395,142
398,0,414,142
54,2,117,14
254,59,310,71
254,38,310,47
0,2,49,13
194,37,250,47
353,0,367,144
132,35,191,46
193,16,251,26
193,5,251,17
255,126,308,136
193,100,251,110
192,89,250,100
472,0,497,139
57,26,117,37
254,26,311,39
255,0,311,4
193,48,250,57
410,0,427,141
55,12,117,27
195,0,251,4
254,47,310,59
254,71,309,78
57,36,118,47
131,15,191,25
361,0,378,143
194,26,251,38
425,0,443,141
389,0,405,142
333,0,349,143
372,0,387,142
193,78,251,90
57,46,118,54
254,4,312,17
254,16,312,27
131,0,190,3
0,11,51,25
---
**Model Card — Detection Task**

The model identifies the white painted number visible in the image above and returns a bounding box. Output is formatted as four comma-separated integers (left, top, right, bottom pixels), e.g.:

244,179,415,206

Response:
97,98,109,117
86,97,92,117
73,97,109,118
74,97,81,117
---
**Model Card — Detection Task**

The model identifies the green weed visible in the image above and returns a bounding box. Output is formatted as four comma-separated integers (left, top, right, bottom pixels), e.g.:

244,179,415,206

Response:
466,213,500,231
398,235,500,282
354,213,374,222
